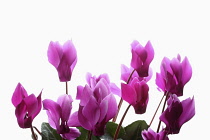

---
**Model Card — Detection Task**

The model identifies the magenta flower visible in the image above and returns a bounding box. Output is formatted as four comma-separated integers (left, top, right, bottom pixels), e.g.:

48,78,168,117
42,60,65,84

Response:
77,72,121,97
130,40,154,77
142,128,169,140
43,94,80,139
75,78,118,136
156,54,192,96
121,77,149,114
121,64,152,83
47,40,77,82
11,83,42,128
160,94,195,134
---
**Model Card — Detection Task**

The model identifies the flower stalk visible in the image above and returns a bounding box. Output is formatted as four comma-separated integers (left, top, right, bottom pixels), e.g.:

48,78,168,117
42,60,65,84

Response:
112,69,135,122
113,104,131,140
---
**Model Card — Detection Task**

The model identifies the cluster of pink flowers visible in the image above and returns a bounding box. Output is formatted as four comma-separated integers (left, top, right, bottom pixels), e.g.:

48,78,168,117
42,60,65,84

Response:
11,39,195,140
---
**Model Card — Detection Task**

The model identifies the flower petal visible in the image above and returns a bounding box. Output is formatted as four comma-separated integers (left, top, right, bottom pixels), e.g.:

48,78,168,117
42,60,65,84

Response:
121,83,136,105
57,94,73,121
12,83,28,107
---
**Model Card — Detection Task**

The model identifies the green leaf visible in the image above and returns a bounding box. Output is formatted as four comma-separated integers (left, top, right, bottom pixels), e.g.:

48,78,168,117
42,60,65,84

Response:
104,122,125,139
122,120,149,140
41,122,62,140
76,127,100,140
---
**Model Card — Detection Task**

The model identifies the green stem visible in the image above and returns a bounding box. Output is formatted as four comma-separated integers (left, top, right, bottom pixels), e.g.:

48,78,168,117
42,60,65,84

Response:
87,131,92,140
156,92,169,133
31,125,37,140
149,94,165,127
33,126,42,136
112,69,135,122
113,104,131,140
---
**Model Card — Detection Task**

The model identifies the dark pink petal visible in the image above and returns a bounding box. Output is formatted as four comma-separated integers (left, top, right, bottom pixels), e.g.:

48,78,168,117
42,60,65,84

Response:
32,92,42,119
15,101,32,128
23,94,39,118
121,83,136,105
82,96,100,127
12,83,28,107
181,57,192,85
43,99,61,131
61,127,81,140
170,57,182,81
47,41,63,68
178,96,195,128
57,94,73,121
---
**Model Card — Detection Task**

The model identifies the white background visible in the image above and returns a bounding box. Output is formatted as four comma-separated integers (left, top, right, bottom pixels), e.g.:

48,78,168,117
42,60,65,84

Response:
0,0,209,139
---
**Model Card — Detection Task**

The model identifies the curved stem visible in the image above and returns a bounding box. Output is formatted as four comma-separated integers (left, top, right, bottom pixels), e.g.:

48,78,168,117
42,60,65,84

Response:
31,125,37,140
149,94,165,127
112,69,135,122
33,126,42,136
88,131,92,140
113,104,131,140
66,82,68,95
156,92,169,133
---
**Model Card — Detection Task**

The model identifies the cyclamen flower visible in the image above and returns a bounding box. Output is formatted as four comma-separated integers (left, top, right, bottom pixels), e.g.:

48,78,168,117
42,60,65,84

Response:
121,77,149,114
160,94,195,134
43,94,80,140
77,72,121,97
156,54,192,96
11,83,42,128
121,64,152,83
75,78,118,136
131,40,154,77
142,128,169,140
47,40,77,82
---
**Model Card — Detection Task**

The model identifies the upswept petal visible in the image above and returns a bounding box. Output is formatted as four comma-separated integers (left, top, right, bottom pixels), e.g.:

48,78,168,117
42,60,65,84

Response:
15,101,32,128
181,57,192,85
23,94,38,118
57,94,73,121
104,94,117,121
68,111,81,127
99,97,108,123
63,40,77,67
145,41,154,64
82,96,100,127
79,85,92,106
110,83,121,96
121,83,136,105
57,56,72,81
93,79,110,102
78,106,92,130
76,85,84,100
170,58,182,81
43,99,61,130
32,92,42,118
178,96,195,128
47,41,63,68
12,83,28,107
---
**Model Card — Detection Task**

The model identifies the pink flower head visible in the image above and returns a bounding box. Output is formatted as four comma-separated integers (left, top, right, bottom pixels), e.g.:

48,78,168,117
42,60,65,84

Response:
156,54,192,96
121,64,152,83
77,72,121,98
47,40,77,82
43,94,80,139
11,83,42,128
75,78,118,136
131,40,154,77
121,77,149,114
160,94,195,134
142,128,169,140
